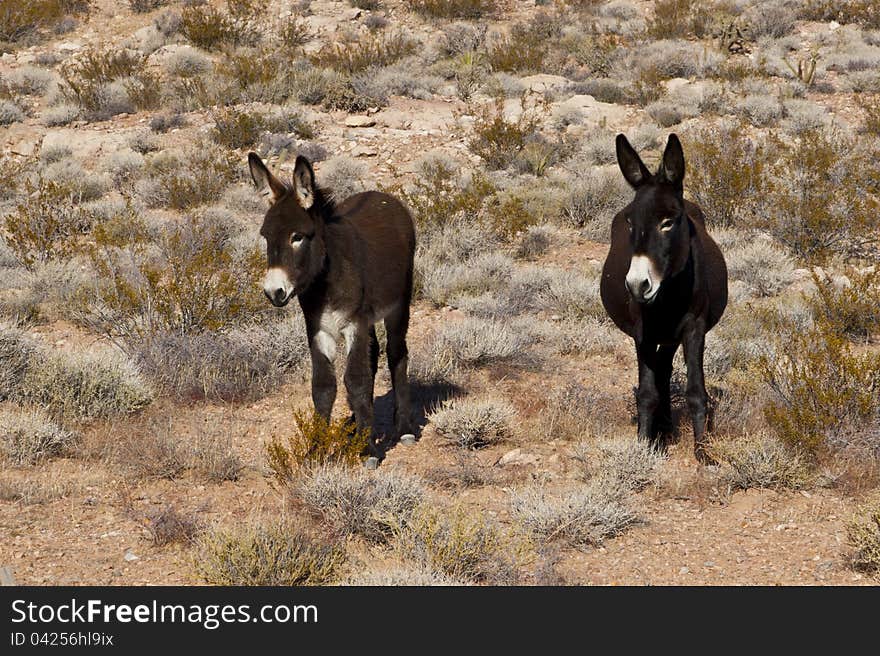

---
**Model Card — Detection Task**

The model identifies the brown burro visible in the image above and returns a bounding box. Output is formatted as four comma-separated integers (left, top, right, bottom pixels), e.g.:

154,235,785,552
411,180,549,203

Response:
248,152,416,459
600,134,728,463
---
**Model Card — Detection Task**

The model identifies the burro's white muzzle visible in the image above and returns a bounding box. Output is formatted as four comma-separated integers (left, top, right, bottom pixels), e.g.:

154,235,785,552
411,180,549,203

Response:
263,267,294,307
625,255,662,303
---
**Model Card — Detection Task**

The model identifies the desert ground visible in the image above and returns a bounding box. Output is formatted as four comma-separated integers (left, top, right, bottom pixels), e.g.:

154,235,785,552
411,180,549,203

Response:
1,0,879,585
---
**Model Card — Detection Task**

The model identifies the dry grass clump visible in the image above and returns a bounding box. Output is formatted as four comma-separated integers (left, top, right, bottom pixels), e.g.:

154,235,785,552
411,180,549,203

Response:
575,438,664,492
847,497,880,573
646,0,714,39
467,95,543,170
393,505,522,584
139,142,239,209
132,321,309,402
295,463,425,543
179,0,263,51
512,482,640,549
430,316,534,371
429,396,514,449
210,106,313,150
0,323,36,400
19,348,153,421
343,564,468,586
266,412,368,481
707,432,812,491
725,236,795,297
139,504,203,547
193,521,345,585
0,406,76,465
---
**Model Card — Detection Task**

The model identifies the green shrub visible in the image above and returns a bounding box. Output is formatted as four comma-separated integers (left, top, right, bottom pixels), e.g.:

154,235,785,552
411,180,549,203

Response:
486,23,547,73
406,0,495,19
194,522,345,585
211,106,314,149
266,412,369,481
761,321,880,459
143,142,239,209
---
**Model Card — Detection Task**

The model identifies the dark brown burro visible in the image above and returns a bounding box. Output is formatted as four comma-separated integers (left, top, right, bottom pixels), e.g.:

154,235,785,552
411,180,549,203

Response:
248,152,416,457
600,134,728,462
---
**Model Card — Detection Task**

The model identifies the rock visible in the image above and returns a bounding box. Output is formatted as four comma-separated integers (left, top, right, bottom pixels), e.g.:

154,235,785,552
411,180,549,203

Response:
664,77,691,93
352,145,378,157
345,115,376,128
123,550,139,562
498,448,539,467
519,74,570,94
364,457,379,470
400,434,416,446
345,8,362,20
55,41,83,53
552,94,628,128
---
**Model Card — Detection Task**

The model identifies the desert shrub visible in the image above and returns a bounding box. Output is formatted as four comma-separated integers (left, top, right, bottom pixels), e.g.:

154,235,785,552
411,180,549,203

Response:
80,211,263,343
164,47,211,77
647,0,714,39
133,321,309,402
4,178,96,269
0,0,90,44
140,142,238,209
140,504,202,546
810,267,880,340
725,236,795,297
105,149,146,187
267,412,369,481
310,32,417,74
319,156,367,202
512,482,640,549
395,155,495,231
467,95,542,170
3,66,54,97
41,102,80,126
683,123,774,229
0,99,25,124
860,96,880,137
406,0,494,19
764,129,880,262
575,438,663,492
430,316,534,371
58,47,161,120
421,251,511,306
486,23,547,73
0,323,36,400
429,396,514,449
296,464,424,543
180,1,260,50
128,0,167,13
847,498,880,572
539,267,603,319
278,14,311,50
736,94,783,127
194,522,345,585
762,321,880,459
798,1,880,28
0,407,76,465
393,505,521,584
0,474,78,504
707,432,811,491
187,431,243,482
515,225,552,260
561,167,631,238
19,348,153,421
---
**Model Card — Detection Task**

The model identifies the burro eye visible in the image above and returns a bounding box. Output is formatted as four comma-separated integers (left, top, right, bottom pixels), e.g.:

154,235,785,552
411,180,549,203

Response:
291,233,304,244
659,217,675,231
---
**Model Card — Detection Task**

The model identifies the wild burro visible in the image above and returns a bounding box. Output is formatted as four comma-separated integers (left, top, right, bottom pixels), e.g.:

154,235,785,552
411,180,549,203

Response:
600,134,728,463
248,152,416,458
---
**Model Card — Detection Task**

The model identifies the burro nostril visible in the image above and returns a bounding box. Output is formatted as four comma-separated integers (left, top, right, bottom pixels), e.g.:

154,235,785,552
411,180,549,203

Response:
639,278,651,296
273,288,286,303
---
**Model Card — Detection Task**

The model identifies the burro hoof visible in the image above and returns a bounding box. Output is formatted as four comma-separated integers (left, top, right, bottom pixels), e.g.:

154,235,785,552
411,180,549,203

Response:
364,456,379,470
400,433,416,445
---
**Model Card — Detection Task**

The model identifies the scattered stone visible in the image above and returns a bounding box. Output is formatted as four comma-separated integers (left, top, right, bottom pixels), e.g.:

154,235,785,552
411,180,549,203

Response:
400,434,416,446
498,448,539,467
123,550,139,562
364,457,379,470
345,115,376,128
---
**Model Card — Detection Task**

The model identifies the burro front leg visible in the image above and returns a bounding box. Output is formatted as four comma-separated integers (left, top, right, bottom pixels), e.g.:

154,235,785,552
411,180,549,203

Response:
343,322,376,455
682,322,713,464
309,330,338,421
635,339,661,444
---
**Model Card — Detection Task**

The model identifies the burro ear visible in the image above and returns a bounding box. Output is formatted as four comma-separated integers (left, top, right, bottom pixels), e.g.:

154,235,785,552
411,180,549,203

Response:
248,152,287,203
292,155,315,210
659,133,685,187
616,134,651,189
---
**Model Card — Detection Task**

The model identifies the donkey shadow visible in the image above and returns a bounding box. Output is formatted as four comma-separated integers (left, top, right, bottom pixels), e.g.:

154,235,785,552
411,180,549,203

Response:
372,377,464,459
